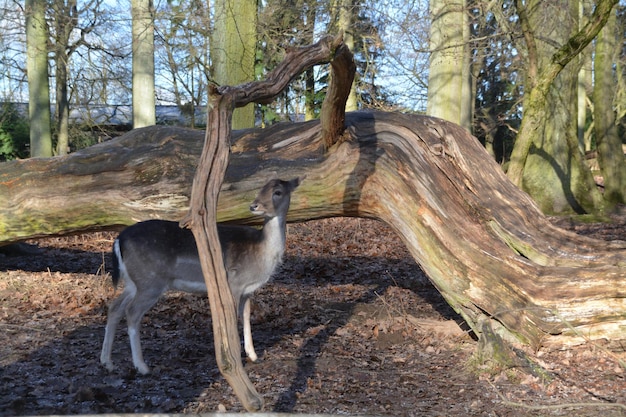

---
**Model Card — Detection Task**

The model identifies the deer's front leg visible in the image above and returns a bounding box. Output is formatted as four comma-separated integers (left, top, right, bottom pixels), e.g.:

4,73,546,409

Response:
242,297,258,362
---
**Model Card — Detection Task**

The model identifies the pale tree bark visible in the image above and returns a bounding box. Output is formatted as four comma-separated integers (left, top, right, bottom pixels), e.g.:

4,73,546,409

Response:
617,40,626,125
132,0,156,128
460,1,472,132
576,56,592,152
212,0,257,129
54,47,70,155
52,0,77,156
304,66,316,121
593,10,626,206
1,36,624,410
506,0,617,214
335,0,358,111
304,4,317,120
427,0,471,131
25,0,53,157
577,0,593,152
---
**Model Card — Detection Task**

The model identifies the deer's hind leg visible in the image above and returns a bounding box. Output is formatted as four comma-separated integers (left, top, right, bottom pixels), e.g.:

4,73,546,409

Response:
101,284,135,372
125,285,166,375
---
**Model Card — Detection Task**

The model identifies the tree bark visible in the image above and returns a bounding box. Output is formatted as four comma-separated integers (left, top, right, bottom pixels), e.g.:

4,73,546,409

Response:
25,0,53,157
333,0,358,112
593,10,626,206
132,0,156,128
212,0,257,129
319,43,355,149
427,0,471,131
2,111,624,347
181,86,264,411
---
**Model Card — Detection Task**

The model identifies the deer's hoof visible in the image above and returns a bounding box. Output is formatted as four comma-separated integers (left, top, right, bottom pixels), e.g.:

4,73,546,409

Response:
101,360,117,373
135,363,151,375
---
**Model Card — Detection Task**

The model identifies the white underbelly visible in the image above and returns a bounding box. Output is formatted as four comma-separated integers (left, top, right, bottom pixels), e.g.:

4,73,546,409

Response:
171,278,207,293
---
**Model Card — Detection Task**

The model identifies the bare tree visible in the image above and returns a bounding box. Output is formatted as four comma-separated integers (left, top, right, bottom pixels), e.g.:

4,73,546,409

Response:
50,0,107,154
155,0,211,127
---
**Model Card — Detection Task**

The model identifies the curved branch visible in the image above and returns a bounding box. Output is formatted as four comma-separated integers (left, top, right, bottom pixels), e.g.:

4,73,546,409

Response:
221,34,345,107
182,87,264,411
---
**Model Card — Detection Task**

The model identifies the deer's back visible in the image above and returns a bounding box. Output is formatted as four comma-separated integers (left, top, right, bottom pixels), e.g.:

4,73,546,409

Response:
116,220,204,292
116,220,277,299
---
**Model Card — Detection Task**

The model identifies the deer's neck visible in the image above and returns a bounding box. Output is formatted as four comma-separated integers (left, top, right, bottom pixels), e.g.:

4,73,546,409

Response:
261,216,287,267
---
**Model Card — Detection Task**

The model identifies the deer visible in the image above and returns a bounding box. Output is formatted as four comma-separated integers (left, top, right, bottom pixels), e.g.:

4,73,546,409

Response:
100,177,301,375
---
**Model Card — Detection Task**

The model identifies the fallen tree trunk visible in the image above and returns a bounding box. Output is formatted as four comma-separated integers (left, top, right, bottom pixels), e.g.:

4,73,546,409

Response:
1,110,625,350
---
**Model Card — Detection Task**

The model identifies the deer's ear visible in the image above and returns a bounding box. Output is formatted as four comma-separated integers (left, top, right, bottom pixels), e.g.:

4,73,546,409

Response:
290,176,304,190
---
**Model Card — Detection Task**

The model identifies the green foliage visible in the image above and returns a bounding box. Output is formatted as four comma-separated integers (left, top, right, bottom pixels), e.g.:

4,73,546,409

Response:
68,128,101,152
259,105,281,126
0,103,30,161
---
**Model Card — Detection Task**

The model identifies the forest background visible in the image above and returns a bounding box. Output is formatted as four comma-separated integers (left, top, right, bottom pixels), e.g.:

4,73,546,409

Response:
0,0,625,214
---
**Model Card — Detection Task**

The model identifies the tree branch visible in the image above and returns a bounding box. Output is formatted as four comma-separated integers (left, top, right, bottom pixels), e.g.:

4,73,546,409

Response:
220,34,345,107
177,34,355,411
320,43,355,149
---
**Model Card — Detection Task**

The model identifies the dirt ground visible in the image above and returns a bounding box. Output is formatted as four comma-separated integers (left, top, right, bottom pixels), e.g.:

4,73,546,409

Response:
1,215,624,416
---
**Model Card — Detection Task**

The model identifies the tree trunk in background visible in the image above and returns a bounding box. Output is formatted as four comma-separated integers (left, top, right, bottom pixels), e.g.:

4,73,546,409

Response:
52,0,76,156
25,0,53,158
212,0,257,129
132,0,156,128
576,0,592,153
304,68,316,120
617,36,626,124
460,3,472,132
55,51,70,155
506,0,616,214
593,9,626,206
336,0,358,111
576,55,592,152
304,3,317,120
520,0,595,214
427,0,471,131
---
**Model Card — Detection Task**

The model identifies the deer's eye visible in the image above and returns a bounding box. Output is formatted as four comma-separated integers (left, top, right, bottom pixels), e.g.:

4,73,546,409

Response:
273,190,283,197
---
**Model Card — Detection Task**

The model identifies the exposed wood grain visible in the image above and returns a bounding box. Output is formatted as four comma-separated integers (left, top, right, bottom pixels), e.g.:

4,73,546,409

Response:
1,111,624,351
182,88,263,411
